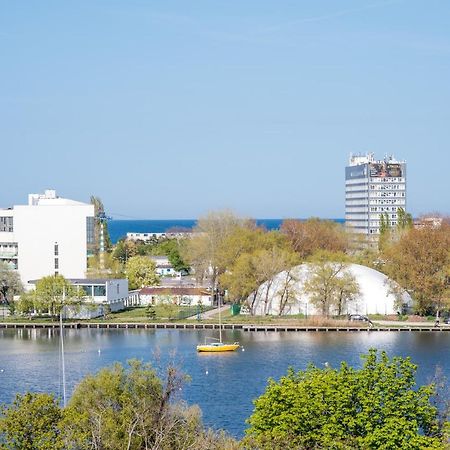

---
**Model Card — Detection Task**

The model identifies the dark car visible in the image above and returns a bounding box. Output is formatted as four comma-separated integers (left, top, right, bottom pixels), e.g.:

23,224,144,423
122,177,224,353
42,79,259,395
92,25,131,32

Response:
349,314,369,322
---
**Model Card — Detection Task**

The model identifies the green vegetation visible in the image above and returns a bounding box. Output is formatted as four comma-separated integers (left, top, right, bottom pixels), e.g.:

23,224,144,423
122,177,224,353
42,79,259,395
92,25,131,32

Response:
0,360,239,450
15,275,84,319
0,261,23,313
125,256,160,290
245,349,447,449
1,351,448,449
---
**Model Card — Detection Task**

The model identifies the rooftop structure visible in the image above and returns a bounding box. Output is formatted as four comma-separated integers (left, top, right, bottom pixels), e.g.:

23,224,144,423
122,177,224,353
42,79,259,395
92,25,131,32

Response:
345,153,407,237
0,190,95,288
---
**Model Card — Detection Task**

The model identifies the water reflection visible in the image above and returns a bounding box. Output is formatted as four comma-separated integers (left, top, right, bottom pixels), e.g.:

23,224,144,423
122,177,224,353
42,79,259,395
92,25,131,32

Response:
0,329,449,437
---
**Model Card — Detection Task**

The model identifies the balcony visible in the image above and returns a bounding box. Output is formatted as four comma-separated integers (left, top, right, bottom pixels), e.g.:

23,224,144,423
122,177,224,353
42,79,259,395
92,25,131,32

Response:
0,251,18,258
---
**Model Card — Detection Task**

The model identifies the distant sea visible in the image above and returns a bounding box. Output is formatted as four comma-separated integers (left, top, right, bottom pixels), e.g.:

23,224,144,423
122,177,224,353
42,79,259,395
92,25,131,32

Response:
108,219,345,244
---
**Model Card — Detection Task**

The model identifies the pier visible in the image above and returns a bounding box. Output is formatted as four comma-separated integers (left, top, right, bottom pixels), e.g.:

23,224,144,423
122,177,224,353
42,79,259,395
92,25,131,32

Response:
0,322,448,332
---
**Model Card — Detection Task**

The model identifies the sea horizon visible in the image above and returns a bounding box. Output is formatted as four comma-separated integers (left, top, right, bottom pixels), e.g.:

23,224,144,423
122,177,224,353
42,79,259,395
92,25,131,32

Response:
108,218,345,244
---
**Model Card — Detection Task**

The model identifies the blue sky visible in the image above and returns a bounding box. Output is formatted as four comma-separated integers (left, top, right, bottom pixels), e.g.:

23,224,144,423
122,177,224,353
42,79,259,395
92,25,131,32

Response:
1,0,449,219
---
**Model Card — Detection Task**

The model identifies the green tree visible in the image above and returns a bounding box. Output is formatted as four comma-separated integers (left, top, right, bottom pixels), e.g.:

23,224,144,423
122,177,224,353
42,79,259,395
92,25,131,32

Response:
16,290,36,319
334,271,360,316
0,392,63,450
182,210,252,290
378,212,391,251
220,246,299,312
0,261,23,308
86,252,124,279
125,256,160,290
245,349,444,449
146,304,156,320
302,260,359,317
397,207,413,231
33,275,82,317
112,239,139,264
61,359,215,450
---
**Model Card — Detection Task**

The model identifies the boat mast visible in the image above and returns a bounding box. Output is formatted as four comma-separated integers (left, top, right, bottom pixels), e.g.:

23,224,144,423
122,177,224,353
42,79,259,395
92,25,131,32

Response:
218,289,222,343
60,287,67,407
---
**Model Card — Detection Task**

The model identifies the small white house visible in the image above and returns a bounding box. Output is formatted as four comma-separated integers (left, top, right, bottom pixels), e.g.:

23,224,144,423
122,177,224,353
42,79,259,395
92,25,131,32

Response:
29,278,129,319
150,256,180,277
139,287,212,307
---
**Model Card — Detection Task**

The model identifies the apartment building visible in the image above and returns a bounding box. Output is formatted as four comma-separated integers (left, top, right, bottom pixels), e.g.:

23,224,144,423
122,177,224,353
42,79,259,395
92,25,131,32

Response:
0,190,95,289
345,153,407,236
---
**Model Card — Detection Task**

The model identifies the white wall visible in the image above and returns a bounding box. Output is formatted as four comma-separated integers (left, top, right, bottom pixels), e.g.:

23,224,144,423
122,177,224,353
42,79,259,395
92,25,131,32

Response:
0,193,94,289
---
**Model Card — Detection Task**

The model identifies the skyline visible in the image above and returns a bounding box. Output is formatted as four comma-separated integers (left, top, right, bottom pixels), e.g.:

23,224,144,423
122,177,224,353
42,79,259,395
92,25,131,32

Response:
1,0,449,218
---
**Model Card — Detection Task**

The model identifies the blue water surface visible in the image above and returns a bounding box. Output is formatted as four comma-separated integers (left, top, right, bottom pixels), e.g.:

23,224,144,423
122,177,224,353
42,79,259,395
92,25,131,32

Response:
108,219,345,243
0,329,448,438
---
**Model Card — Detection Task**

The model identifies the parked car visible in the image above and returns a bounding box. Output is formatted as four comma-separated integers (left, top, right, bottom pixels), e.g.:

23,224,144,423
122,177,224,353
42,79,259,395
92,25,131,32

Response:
349,314,369,322
443,317,450,324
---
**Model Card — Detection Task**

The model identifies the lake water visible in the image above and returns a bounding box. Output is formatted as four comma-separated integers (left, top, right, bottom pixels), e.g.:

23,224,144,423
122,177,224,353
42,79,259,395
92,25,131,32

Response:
0,329,448,438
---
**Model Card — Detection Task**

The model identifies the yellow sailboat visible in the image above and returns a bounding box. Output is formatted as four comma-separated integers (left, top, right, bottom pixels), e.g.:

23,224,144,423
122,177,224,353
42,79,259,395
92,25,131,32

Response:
196,296,239,352
196,339,240,353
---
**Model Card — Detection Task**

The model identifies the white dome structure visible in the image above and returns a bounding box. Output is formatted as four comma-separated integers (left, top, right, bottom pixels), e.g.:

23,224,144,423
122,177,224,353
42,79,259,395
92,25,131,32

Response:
247,263,412,316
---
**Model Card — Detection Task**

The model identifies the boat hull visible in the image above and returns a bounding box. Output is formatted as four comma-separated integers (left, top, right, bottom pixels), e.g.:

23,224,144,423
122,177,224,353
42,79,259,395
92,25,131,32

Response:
196,343,240,352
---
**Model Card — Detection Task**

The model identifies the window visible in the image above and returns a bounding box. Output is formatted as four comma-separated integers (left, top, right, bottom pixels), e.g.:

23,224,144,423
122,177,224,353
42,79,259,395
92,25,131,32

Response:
82,285,92,296
54,258,59,270
94,285,106,296
0,216,13,232
86,217,95,245
54,243,59,256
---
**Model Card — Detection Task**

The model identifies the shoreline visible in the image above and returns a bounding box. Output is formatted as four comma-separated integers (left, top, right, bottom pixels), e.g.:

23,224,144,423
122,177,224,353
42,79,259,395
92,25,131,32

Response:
1,322,449,332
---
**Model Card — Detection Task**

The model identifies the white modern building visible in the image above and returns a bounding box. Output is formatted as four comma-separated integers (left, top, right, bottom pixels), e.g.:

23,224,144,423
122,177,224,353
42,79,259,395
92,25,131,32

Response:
0,190,95,289
29,278,129,319
345,153,407,237
247,263,412,316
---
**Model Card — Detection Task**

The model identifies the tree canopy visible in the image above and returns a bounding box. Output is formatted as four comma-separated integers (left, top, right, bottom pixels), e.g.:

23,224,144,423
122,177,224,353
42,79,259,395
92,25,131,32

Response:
382,223,450,315
125,256,160,290
0,360,239,450
281,218,349,259
245,349,445,449
0,261,23,306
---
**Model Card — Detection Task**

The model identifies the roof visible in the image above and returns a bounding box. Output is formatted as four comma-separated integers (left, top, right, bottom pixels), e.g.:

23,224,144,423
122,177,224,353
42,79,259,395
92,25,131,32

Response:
29,278,126,285
140,287,211,296
249,263,412,316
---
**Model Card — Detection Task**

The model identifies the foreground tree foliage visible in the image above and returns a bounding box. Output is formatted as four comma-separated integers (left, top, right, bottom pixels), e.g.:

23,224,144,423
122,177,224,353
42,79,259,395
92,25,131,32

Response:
0,360,239,450
0,392,63,449
245,349,445,450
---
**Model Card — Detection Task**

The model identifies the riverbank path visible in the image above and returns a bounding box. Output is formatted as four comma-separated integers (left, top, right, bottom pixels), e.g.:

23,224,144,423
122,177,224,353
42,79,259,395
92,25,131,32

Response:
186,305,229,320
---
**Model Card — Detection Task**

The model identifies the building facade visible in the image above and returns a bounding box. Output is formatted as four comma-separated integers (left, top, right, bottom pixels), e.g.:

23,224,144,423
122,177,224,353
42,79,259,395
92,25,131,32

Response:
139,287,213,307
345,153,407,237
0,190,95,288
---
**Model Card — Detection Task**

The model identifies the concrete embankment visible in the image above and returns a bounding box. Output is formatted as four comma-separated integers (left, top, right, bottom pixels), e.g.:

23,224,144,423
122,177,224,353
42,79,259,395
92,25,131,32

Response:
0,322,449,332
